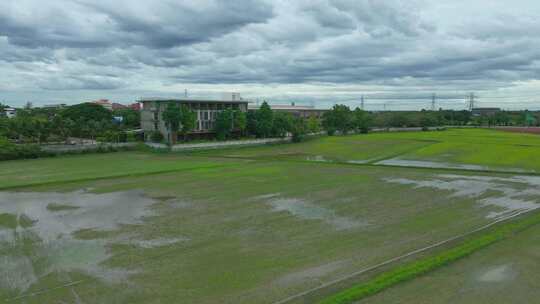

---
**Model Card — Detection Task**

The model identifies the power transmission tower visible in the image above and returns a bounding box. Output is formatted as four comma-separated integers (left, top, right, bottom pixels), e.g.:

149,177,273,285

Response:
468,92,476,111
431,93,436,111
361,95,365,110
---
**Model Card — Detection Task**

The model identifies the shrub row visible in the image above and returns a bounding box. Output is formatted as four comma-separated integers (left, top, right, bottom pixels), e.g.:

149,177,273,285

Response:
0,140,44,161
320,211,540,304
0,137,137,161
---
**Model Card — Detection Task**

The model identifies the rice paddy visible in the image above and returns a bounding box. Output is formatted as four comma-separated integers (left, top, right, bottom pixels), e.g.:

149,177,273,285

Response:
1,128,540,303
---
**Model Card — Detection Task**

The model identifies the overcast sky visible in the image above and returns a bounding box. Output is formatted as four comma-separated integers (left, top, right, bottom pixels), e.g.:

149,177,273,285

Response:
1,0,540,110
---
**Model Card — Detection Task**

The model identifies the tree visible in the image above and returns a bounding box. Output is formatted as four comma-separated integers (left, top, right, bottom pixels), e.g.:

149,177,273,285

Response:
214,109,234,140
179,105,196,141
272,112,292,138
233,110,247,136
322,104,353,135
255,102,273,138
291,117,308,142
0,103,7,118
494,111,510,126
162,102,182,144
61,103,112,123
388,113,409,127
86,120,101,141
52,116,74,143
113,108,141,128
307,117,321,134
33,117,51,144
419,113,437,131
0,117,8,137
352,108,370,133
246,111,258,136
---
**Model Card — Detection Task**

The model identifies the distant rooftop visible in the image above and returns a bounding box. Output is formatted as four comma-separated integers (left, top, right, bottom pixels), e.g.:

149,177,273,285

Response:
248,104,325,111
472,107,501,110
138,97,250,104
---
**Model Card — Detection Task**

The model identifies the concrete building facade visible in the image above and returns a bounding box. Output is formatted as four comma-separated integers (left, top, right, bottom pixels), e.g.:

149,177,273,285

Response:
248,104,328,119
3,107,16,118
140,98,249,141
472,107,501,117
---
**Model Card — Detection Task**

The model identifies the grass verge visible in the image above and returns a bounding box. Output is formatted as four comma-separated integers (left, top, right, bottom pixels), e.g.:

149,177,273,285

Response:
319,210,540,304
0,164,229,191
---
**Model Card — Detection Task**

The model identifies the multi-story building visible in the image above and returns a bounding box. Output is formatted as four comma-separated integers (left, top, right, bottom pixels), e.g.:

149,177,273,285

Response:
90,99,113,111
472,107,501,117
248,103,328,119
140,97,249,142
3,107,16,118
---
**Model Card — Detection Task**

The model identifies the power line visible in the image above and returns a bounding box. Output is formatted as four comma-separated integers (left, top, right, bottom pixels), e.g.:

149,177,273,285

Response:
468,92,476,111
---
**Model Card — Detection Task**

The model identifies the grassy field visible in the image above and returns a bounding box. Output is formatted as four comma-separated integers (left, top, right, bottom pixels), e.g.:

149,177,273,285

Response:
195,128,540,172
393,128,540,172
1,128,540,303
361,216,540,304
191,133,435,163
0,151,245,189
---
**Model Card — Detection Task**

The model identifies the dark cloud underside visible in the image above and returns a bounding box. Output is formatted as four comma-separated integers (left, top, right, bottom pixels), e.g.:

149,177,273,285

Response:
1,0,540,109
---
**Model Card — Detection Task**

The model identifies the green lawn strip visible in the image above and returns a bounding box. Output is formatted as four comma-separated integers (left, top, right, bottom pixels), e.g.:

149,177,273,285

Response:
319,210,540,304
189,152,540,178
0,164,231,191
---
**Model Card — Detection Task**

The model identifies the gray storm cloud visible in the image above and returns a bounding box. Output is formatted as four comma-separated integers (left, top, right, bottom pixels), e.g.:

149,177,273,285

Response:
0,0,540,108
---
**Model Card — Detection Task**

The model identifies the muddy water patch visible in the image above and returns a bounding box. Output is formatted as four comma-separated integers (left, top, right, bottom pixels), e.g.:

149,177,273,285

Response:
376,159,488,170
118,237,190,249
306,155,332,162
477,264,517,283
347,159,375,164
266,197,366,230
0,190,173,292
384,174,540,219
377,158,536,173
0,255,37,291
249,193,281,201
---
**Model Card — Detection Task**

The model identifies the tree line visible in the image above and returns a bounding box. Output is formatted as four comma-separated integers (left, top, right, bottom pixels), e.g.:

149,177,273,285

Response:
0,103,141,144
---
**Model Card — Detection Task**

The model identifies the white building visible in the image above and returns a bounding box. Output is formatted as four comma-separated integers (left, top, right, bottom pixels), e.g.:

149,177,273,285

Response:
4,107,16,118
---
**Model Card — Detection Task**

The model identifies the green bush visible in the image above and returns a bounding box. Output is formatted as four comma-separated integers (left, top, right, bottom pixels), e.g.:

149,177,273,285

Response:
150,131,164,143
0,137,46,161
118,131,128,143
127,132,137,142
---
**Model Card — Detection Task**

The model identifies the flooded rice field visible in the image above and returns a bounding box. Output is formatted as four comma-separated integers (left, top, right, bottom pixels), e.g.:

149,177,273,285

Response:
376,158,535,173
0,190,183,293
257,195,367,230
384,174,540,220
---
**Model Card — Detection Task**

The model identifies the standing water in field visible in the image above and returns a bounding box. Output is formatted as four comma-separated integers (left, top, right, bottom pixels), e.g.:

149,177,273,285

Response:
0,190,184,293
261,196,367,230
384,174,540,220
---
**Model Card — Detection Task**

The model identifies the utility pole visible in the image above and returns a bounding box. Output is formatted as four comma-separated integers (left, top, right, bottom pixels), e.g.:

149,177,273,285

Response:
468,92,476,111
184,89,188,98
361,95,365,110
431,93,436,111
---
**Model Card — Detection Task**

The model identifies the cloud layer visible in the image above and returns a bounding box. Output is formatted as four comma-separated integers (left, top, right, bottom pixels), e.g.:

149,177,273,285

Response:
1,0,540,109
